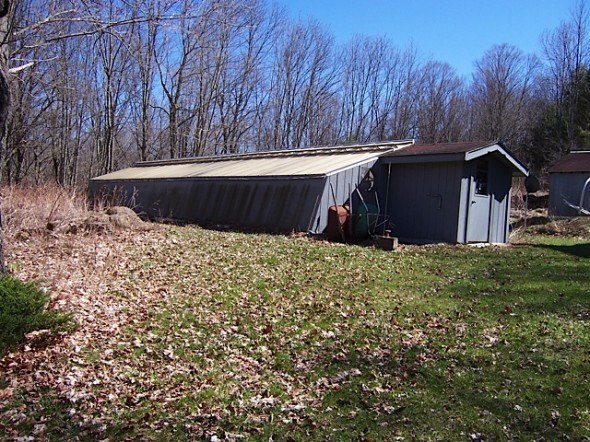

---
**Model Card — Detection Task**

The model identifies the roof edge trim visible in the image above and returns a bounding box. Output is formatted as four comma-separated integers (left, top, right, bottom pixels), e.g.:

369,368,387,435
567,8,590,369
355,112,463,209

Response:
464,143,529,176
134,140,414,167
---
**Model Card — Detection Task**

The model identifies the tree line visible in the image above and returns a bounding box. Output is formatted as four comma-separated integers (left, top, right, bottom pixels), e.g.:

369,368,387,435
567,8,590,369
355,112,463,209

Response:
1,0,589,187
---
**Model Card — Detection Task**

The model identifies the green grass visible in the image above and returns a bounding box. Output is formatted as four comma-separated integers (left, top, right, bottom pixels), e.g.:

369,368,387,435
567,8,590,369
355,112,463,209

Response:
2,228,590,441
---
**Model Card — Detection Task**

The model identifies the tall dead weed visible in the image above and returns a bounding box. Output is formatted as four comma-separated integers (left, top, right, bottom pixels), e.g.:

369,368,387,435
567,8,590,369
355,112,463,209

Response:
1,184,149,236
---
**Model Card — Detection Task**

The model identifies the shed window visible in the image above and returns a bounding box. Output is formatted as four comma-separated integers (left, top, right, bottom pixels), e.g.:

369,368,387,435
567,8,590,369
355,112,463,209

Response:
475,160,489,195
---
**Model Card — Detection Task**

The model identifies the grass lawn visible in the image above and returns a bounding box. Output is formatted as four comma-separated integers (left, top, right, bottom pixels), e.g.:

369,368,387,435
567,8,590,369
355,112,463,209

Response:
1,223,589,441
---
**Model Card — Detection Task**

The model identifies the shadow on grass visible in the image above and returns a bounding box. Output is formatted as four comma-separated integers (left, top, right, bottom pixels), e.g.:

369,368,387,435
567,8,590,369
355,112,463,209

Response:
531,242,590,259
293,314,589,439
432,243,590,318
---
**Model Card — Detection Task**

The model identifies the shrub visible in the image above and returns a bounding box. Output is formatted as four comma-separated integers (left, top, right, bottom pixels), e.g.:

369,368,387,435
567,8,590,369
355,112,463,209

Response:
0,276,71,356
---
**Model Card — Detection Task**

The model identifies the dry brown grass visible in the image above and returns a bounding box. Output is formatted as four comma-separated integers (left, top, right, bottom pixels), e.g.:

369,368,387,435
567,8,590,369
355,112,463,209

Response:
2,184,90,233
1,184,148,236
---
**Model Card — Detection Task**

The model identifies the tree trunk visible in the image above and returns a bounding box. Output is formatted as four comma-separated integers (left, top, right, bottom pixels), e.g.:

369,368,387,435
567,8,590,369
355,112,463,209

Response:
0,0,11,276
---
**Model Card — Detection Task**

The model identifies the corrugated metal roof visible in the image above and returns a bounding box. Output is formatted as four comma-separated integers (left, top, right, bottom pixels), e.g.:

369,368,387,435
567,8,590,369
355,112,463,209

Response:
549,151,590,173
92,141,413,181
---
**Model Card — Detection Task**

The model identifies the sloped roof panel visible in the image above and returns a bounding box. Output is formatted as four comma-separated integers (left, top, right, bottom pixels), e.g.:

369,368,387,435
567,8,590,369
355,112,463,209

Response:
93,151,390,181
549,151,590,173
382,141,528,177
92,141,416,182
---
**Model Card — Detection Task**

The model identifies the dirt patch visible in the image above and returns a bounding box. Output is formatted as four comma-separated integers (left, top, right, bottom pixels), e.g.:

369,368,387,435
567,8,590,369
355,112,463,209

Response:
13,206,151,239
511,209,551,230
531,217,590,236
80,206,149,233
511,209,590,238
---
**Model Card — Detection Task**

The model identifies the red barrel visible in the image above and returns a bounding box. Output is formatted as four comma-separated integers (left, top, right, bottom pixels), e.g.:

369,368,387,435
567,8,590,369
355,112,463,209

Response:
327,205,350,242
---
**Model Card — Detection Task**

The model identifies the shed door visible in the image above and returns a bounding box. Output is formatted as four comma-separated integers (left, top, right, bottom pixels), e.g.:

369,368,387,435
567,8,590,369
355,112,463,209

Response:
466,159,491,242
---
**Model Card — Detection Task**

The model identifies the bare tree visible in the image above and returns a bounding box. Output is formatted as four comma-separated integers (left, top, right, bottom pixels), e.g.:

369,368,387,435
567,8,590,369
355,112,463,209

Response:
0,0,8,144
336,37,421,143
1,0,52,184
0,0,11,274
215,0,279,154
128,0,164,162
415,60,465,143
155,0,218,158
383,45,421,141
338,36,385,143
468,43,541,151
541,0,589,151
2,0,172,180
261,19,338,150
91,3,136,175
45,20,95,185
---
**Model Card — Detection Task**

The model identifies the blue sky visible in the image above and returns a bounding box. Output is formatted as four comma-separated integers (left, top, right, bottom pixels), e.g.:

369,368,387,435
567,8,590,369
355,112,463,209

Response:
275,0,580,78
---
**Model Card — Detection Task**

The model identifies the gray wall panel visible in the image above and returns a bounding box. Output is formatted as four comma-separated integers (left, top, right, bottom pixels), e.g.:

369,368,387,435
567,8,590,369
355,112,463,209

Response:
383,156,513,244
385,162,463,243
317,161,377,234
89,177,326,233
549,173,590,217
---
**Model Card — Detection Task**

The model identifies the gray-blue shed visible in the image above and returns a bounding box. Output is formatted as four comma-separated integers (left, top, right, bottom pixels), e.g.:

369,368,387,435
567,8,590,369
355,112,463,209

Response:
378,141,528,243
548,151,590,217
89,140,528,243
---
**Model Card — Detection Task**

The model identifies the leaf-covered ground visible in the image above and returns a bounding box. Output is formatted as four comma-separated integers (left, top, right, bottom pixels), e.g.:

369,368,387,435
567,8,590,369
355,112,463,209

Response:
1,223,590,441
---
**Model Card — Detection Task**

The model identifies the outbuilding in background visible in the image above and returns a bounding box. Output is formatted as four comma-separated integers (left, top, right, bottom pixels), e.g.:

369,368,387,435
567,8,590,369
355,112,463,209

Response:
548,151,590,217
